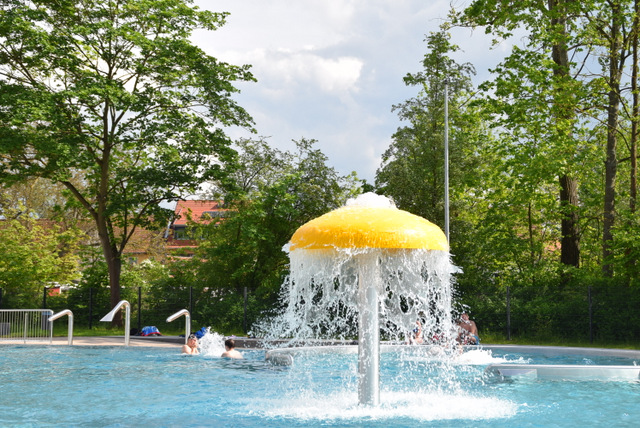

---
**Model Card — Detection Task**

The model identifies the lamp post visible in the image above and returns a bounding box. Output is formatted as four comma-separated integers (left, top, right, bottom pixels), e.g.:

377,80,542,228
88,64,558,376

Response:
444,78,450,243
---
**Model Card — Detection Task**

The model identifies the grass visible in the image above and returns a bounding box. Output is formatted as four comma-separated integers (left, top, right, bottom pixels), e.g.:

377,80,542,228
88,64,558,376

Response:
52,324,185,337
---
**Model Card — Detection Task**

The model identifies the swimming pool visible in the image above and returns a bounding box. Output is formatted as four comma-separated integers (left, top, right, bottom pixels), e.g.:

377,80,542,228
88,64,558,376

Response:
0,344,638,427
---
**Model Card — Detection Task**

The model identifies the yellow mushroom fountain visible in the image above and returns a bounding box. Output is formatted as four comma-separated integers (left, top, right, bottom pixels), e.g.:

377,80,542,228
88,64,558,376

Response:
264,193,453,406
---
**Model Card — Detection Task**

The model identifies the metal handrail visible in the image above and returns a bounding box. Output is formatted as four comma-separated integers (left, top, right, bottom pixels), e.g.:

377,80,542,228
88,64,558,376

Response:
0,309,53,343
100,300,131,346
48,309,74,345
166,309,191,344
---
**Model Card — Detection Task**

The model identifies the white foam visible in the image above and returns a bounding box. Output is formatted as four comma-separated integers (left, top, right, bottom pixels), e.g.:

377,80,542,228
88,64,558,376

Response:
250,390,518,422
345,192,396,208
455,349,512,365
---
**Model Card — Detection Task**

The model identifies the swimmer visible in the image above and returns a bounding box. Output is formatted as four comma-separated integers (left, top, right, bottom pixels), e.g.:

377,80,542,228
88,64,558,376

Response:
221,338,243,359
182,334,200,354
457,313,480,345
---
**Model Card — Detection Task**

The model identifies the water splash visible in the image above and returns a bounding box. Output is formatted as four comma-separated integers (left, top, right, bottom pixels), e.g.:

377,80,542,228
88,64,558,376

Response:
257,247,458,347
256,193,458,349
255,193,466,407
252,390,518,423
252,347,520,422
198,328,226,357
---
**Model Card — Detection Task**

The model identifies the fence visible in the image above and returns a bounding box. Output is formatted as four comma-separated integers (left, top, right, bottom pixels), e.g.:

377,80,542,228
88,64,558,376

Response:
22,285,236,336
1,282,638,344
462,284,640,344
0,309,53,343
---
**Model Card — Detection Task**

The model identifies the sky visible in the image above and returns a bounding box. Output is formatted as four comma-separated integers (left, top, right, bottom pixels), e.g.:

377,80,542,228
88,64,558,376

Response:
191,0,512,184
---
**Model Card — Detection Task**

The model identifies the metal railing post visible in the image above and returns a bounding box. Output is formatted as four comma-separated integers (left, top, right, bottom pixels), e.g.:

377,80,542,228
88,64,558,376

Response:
100,300,131,346
167,309,191,345
23,312,29,344
49,310,74,345
506,286,511,341
588,286,593,344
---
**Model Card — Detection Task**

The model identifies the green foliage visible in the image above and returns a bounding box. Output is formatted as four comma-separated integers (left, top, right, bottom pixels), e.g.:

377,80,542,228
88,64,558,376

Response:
192,138,362,333
0,217,81,308
372,2,640,344
141,259,197,327
0,0,255,316
449,0,639,283
456,267,640,344
376,31,487,227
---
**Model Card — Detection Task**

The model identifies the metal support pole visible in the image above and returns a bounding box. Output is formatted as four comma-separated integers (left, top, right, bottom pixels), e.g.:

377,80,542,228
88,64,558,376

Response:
42,287,47,309
444,79,450,243
357,253,380,406
588,286,593,344
137,286,142,331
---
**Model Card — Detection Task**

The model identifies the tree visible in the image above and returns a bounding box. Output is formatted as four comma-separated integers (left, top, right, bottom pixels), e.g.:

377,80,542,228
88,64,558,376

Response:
0,0,254,323
195,138,361,332
376,31,486,231
455,0,595,273
590,0,634,276
0,177,68,219
0,217,81,308
455,0,640,278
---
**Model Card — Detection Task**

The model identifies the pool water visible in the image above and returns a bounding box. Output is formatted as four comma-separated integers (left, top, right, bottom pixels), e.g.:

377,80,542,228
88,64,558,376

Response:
0,345,638,427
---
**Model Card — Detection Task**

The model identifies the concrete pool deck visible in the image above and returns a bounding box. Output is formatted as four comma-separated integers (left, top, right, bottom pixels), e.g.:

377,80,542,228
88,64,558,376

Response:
0,336,182,347
0,336,291,349
3,337,640,359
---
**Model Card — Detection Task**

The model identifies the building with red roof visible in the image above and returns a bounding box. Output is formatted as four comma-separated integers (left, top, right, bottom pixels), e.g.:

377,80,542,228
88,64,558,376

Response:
166,200,230,257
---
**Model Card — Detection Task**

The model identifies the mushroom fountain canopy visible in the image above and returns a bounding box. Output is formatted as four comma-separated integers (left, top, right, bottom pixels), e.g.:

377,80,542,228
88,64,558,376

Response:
289,193,448,252
256,193,456,345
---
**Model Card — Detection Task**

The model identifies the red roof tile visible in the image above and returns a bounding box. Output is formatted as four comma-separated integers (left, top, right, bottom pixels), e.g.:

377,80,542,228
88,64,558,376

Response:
173,200,228,226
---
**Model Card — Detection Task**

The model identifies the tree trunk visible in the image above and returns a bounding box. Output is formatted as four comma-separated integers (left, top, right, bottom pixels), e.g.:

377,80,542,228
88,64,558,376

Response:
559,175,580,267
98,222,123,326
632,0,639,216
549,0,580,268
106,250,123,326
603,1,623,277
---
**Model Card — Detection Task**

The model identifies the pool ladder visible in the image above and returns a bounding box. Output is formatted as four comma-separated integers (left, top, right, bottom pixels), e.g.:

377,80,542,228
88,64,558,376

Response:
100,300,131,346
49,302,190,347
48,310,74,345
167,309,191,345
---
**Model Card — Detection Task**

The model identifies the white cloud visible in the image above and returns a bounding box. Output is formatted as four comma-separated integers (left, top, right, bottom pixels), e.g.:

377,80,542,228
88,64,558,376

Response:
192,0,505,183
241,48,363,96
